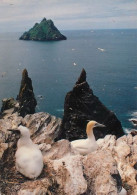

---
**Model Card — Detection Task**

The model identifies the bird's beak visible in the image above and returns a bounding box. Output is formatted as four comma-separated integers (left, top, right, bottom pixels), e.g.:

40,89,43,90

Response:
95,123,105,128
8,129,20,134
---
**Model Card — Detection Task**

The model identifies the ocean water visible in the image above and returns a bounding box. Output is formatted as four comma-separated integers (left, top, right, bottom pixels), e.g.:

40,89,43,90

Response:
0,29,137,132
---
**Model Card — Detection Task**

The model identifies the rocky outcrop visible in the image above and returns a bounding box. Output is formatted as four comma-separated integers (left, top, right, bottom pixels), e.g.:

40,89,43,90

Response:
16,69,37,117
56,69,124,141
1,98,16,113
97,134,137,194
0,112,62,194
0,69,37,118
129,118,137,127
0,112,136,194
19,18,67,41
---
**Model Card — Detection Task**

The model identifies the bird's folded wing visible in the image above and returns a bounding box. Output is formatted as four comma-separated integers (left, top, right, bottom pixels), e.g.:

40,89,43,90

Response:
73,145,89,150
71,140,89,149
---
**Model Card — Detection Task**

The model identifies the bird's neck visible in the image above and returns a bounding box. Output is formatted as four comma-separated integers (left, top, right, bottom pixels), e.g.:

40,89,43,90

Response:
17,135,33,148
87,131,96,141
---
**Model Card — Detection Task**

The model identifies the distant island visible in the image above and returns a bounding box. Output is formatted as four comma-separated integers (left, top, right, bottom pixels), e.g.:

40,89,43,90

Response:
19,18,67,41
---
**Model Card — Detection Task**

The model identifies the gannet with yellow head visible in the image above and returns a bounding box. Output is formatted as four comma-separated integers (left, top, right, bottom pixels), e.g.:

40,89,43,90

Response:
71,120,105,155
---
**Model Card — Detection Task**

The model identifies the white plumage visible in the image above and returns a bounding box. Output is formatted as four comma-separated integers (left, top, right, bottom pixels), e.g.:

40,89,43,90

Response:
15,125,43,179
118,187,127,195
71,121,105,155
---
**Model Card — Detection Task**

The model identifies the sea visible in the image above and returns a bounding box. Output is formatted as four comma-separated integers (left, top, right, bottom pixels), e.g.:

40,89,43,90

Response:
0,29,137,133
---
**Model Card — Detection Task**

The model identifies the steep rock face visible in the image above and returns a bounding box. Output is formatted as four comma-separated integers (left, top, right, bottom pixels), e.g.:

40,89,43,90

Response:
16,69,37,117
57,69,124,141
19,18,67,41
0,112,137,194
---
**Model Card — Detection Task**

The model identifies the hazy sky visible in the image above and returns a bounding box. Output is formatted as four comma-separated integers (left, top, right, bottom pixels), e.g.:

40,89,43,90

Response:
0,0,137,32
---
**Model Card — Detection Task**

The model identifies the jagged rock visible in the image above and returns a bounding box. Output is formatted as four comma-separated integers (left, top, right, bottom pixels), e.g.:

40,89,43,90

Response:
16,69,37,117
83,150,118,194
0,112,61,161
43,140,87,195
57,68,124,141
19,18,67,41
97,133,137,194
130,130,137,136
0,143,8,159
133,162,137,170
0,69,37,118
1,98,17,113
111,172,123,193
0,112,137,194
129,118,137,126
0,112,62,194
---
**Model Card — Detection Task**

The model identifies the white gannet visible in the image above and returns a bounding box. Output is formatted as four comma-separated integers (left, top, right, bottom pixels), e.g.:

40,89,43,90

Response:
118,187,127,195
71,121,105,155
9,125,43,179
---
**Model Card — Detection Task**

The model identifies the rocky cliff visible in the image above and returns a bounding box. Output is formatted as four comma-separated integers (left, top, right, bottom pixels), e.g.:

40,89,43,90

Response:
19,18,67,41
1,69,37,118
0,68,135,194
0,112,136,195
57,69,124,141
16,69,37,117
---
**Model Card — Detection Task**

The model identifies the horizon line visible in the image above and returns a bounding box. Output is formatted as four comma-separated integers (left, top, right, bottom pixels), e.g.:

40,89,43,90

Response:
0,28,137,33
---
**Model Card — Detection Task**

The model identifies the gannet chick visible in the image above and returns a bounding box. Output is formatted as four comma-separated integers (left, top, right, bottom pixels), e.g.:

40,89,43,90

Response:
118,187,127,195
13,125,43,179
71,121,105,155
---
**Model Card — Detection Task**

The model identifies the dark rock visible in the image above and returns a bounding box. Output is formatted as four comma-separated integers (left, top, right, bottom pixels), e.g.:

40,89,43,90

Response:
19,18,67,41
136,174,137,182
16,69,37,117
130,130,137,137
111,173,122,193
1,98,17,113
133,162,137,170
129,119,137,126
56,69,124,141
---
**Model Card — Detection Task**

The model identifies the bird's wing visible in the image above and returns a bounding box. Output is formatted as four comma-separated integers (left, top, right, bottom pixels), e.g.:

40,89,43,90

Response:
71,139,89,150
73,144,89,150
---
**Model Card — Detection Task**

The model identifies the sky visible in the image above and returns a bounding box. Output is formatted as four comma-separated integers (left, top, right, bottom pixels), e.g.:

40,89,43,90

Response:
0,0,137,32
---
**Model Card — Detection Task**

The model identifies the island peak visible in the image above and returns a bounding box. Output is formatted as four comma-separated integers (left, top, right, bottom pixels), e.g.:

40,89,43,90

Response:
19,18,67,41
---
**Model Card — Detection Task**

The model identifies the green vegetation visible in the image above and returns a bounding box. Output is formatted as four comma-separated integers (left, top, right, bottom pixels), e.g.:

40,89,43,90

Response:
19,18,67,41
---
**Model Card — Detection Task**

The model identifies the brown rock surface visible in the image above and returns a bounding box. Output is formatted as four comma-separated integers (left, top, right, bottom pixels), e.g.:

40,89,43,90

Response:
0,112,136,194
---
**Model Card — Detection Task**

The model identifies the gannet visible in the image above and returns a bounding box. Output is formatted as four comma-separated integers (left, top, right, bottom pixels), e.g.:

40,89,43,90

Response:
9,125,43,179
71,121,105,155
